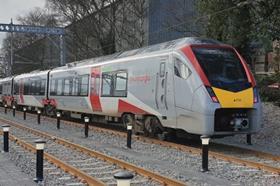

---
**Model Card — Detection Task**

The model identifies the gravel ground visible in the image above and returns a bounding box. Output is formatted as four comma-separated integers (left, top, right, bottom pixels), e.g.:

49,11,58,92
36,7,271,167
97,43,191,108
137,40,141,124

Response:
9,126,159,186
1,140,86,186
0,105,279,186
215,102,280,156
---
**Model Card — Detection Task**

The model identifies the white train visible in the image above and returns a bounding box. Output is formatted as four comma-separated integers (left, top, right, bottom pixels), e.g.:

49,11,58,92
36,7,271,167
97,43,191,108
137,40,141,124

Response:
0,37,262,138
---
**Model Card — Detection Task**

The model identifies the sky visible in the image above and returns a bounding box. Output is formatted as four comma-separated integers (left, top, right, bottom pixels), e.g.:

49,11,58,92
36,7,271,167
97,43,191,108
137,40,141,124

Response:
0,0,45,48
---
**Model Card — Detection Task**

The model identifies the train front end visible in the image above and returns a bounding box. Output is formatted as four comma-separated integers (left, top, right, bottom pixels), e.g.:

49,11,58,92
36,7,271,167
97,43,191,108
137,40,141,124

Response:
182,43,262,136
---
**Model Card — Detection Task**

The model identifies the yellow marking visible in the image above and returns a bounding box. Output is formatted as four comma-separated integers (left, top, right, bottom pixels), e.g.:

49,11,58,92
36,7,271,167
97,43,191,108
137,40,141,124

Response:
213,87,253,108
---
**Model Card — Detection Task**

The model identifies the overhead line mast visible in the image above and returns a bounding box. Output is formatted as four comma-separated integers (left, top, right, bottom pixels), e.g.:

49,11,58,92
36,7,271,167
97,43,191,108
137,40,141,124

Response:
0,20,65,76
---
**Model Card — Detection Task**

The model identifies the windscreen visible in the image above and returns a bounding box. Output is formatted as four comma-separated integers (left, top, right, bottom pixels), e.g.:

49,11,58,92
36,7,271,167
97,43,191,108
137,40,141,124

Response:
192,47,251,92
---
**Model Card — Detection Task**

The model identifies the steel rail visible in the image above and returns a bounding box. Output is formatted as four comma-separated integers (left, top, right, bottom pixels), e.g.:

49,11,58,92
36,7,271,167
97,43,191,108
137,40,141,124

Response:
48,115,280,163
2,107,280,174
210,143,280,161
0,130,105,186
0,117,186,186
34,114,280,175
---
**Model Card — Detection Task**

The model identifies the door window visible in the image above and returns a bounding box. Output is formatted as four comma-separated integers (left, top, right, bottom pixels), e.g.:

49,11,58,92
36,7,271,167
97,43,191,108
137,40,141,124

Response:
174,58,191,79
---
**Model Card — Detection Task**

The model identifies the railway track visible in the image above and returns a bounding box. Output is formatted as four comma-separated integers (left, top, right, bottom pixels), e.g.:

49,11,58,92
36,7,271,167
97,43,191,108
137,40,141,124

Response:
0,130,95,185
0,115,186,186
5,108,279,176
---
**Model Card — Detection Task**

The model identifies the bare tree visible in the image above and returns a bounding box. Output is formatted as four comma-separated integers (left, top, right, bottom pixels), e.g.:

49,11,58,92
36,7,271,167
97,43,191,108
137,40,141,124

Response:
1,7,61,75
47,0,149,59
115,0,148,50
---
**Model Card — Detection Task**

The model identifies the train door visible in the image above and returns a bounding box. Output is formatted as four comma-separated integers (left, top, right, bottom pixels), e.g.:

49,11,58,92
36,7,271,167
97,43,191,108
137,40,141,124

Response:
155,57,168,112
155,56,176,128
173,54,193,111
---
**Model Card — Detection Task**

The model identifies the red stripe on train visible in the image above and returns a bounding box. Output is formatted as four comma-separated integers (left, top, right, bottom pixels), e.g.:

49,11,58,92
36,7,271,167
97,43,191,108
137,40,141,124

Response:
181,45,210,86
118,99,148,115
181,44,256,87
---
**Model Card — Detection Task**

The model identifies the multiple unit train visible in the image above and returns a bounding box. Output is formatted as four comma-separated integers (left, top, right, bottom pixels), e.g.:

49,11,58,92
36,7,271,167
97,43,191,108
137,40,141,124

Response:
0,37,262,138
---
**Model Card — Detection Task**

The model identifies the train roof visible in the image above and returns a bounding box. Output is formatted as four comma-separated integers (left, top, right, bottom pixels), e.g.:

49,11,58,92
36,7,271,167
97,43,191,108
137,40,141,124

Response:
54,37,222,70
13,70,49,80
0,37,223,78
0,76,13,82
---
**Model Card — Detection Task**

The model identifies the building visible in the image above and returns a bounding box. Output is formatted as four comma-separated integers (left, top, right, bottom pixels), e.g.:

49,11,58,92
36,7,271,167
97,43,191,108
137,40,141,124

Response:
8,0,202,75
148,0,201,45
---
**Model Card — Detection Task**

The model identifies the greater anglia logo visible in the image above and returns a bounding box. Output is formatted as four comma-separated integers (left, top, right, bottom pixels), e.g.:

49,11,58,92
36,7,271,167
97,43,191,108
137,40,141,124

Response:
129,75,151,84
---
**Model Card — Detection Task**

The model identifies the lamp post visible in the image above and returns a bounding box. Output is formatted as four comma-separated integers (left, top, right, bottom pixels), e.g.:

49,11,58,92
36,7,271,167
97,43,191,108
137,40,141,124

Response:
4,104,7,114
127,125,132,149
2,125,10,152
114,171,134,186
201,135,210,172
23,107,27,120
84,117,89,138
37,110,41,124
12,105,16,117
34,139,46,183
56,112,61,129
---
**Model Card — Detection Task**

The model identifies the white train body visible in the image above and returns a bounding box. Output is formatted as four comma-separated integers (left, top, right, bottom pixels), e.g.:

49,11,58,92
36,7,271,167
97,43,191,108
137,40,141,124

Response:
13,71,49,108
0,77,14,105
0,38,262,137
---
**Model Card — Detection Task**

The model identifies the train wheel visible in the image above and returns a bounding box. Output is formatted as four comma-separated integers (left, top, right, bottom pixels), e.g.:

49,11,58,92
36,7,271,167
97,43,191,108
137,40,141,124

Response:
45,105,56,117
122,114,138,134
144,116,166,139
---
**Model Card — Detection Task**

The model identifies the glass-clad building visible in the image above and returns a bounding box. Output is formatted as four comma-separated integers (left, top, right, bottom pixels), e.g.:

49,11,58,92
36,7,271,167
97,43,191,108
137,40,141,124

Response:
148,0,203,45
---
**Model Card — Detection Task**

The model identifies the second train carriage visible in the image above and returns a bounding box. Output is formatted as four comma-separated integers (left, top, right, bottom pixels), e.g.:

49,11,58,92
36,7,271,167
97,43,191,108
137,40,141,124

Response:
0,77,14,106
4,37,262,138
13,70,49,110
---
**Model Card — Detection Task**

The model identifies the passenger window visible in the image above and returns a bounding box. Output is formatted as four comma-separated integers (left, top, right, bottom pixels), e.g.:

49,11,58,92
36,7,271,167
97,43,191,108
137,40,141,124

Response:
80,75,89,96
174,58,191,79
40,80,45,95
114,72,127,97
72,78,79,96
14,82,19,95
63,79,71,96
101,70,128,97
24,80,29,95
31,81,36,95
57,79,63,96
35,81,41,95
115,72,127,91
50,79,56,96
102,73,113,96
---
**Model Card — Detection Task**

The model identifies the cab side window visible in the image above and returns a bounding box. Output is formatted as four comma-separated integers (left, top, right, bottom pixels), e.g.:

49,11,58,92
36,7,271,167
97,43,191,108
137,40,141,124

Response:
174,58,191,79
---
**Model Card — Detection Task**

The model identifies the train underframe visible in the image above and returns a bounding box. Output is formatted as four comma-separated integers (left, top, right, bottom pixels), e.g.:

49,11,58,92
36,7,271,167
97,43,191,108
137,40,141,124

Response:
2,101,256,140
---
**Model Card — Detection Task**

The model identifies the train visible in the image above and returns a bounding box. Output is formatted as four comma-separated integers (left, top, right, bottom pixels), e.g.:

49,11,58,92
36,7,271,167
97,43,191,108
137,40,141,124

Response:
0,37,262,139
